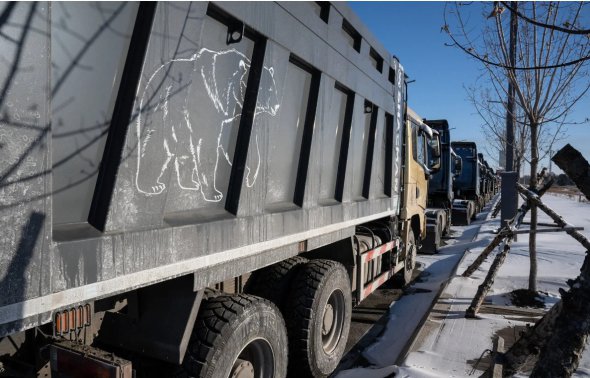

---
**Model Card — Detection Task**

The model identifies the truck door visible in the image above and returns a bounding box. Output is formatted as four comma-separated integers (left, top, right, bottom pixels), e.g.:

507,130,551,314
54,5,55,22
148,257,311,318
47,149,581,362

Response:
411,121,429,212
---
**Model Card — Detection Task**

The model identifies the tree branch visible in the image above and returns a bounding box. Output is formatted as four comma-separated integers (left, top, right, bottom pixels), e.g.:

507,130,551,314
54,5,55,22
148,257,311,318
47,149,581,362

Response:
501,1,590,35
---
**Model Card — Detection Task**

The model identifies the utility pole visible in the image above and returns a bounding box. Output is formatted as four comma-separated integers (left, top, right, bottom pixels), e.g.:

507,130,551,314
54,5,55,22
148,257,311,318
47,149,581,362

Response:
505,1,518,172
501,1,519,229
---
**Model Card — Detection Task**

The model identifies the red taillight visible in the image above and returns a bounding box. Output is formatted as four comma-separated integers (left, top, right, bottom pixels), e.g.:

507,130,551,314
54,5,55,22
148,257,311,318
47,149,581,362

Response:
54,304,91,336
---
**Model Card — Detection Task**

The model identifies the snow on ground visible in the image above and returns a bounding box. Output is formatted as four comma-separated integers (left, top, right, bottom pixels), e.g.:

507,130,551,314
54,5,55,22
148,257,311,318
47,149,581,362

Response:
337,193,590,378
336,197,499,377
360,223,485,367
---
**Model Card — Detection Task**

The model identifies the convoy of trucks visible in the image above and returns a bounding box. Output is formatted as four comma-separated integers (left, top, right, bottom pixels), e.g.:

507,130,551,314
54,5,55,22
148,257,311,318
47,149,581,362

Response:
0,2,497,377
451,142,499,226
417,121,499,253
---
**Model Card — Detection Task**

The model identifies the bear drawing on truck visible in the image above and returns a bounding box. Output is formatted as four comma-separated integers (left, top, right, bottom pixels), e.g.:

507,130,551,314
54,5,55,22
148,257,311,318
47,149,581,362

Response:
135,48,280,202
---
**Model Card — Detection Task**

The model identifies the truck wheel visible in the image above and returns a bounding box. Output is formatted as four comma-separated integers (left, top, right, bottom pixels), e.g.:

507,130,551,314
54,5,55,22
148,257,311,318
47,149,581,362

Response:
443,215,451,236
183,294,288,378
285,260,352,377
437,214,445,241
402,230,417,285
436,223,443,251
243,256,308,308
465,211,472,225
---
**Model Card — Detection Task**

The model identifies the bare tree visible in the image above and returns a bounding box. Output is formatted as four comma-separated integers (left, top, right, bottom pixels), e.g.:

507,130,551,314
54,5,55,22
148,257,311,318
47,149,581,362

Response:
466,81,531,174
444,1,590,292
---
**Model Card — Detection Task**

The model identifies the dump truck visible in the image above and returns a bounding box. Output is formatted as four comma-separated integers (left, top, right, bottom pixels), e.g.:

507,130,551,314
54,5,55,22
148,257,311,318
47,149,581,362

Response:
418,119,463,253
478,154,497,202
0,2,441,377
451,141,482,225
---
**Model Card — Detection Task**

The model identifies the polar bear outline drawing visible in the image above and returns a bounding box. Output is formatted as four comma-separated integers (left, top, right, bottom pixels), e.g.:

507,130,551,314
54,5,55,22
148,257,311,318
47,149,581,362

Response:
135,48,280,202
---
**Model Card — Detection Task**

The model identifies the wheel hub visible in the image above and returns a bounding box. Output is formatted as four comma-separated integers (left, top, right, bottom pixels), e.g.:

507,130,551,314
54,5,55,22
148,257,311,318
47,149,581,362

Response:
322,303,334,335
321,290,346,354
231,358,255,378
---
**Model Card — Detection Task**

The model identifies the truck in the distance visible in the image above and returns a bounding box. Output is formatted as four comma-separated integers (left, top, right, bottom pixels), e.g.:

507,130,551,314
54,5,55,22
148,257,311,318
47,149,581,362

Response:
0,3,441,377
478,153,498,202
451,141,482,225
418,119,463,253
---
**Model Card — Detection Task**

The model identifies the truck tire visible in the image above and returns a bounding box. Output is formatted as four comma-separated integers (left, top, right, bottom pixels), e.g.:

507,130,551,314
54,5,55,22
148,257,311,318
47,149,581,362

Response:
451,208,470,226
183,294,288,378
443,214,451,236
284,260,352,377
243,256,308,308
402,230,417,285
472,202,480,220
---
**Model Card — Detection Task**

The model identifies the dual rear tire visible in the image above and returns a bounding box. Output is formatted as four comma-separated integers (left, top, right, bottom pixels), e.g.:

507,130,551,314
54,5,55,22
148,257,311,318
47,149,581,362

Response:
285,260,352,377
183,294,288,378
184,259,352,378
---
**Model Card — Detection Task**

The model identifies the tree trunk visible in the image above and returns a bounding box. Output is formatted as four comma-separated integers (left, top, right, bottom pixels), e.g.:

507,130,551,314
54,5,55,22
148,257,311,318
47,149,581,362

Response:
529,146,590,377
503,183,590,376
528,121,539,293
530,255,590,377
466,238,514,317
503,301,563,376
529,205,538,292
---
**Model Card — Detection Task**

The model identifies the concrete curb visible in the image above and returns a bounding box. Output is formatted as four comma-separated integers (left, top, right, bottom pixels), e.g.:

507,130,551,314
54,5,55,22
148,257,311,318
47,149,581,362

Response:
395,194,501,366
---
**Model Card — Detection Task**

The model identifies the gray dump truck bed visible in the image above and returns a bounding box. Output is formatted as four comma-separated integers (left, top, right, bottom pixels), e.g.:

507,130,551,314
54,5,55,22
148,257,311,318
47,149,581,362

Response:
0,2,405,337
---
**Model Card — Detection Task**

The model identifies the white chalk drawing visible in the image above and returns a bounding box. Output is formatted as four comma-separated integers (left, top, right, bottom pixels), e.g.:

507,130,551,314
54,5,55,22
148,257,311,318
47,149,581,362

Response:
135,48,280,202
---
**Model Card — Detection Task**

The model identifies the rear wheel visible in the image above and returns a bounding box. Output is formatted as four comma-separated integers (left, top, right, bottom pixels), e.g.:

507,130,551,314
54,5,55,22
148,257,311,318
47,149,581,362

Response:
443,213,451,236
465,210,472,225
183,294,288,378
243,256,308,308
285,260,352,377
435,222,442,252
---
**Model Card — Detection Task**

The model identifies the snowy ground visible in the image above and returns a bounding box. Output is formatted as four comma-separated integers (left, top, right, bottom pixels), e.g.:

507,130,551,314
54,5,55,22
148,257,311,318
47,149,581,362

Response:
336,193,590,378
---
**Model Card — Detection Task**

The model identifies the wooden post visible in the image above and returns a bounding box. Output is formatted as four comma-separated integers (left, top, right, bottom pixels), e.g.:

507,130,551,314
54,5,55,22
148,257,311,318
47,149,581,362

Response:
502,179,590,375
552,144,590,201
462,179,553,278
529,259,590,377
462,234,505,277
466,237,514,318
464,181,554,318
517,147,590,377
492,336,505,378
517,184,590,251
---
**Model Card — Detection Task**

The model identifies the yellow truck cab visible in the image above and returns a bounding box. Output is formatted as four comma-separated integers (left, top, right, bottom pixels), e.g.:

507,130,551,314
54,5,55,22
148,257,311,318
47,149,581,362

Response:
400,107,441,281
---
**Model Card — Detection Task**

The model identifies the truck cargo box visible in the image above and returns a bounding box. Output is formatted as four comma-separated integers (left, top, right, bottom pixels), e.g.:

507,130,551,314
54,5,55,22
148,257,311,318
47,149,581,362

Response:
0,2,407,337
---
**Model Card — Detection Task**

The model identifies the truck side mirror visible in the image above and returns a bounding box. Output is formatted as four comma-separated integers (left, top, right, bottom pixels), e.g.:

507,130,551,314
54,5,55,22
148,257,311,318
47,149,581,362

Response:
454,157,462,176
427,133,441,174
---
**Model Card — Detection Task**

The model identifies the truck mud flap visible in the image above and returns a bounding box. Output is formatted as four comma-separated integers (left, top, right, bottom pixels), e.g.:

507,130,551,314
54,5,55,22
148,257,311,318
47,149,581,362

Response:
419,223,439,255
50,340,132,378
